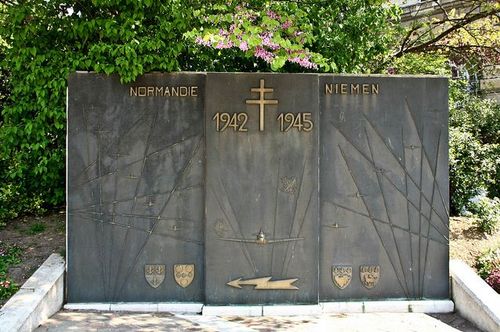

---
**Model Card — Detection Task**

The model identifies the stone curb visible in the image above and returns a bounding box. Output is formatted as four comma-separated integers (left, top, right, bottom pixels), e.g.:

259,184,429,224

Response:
450,259,500,332
0,254,65,332
64,299,453,316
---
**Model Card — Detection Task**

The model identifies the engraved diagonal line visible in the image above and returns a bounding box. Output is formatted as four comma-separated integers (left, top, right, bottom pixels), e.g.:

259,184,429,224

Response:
284,190,314,276
359,115,449,231
402,127,417,297
365,127,410,297
417,138,424,297
73,214,203,245
332,123,449,241
70,211,199,224
111,110,160,299
421,129,442,296
338,146,407,294
68,183,204,212
107,144,120,302
109,133,201,173
94,113,109,301
281,157,307,275
270,160,280,274
324,201,447,245
70,135,200,190
219,177,258,274
70,160,97,185
72,111,148,180
404,99,449,218
101,110,149,156
210,186,256,273
115,135,203,297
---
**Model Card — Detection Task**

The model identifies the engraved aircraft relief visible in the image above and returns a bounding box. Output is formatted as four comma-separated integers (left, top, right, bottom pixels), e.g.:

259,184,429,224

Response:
218,229,303,246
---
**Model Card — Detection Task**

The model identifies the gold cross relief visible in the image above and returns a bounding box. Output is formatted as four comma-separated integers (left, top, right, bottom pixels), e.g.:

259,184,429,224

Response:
245,79,278,131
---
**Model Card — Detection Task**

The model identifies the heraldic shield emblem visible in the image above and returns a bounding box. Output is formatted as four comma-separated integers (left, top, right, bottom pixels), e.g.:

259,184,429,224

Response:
144,264,165,288
360,265,380,289
174,264,195,288
332,265,352,289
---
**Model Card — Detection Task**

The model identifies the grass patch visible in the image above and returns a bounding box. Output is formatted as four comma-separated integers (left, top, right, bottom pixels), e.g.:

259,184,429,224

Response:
27,222,46,235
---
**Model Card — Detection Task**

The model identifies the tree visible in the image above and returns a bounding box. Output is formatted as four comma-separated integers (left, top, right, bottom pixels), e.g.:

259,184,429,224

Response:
0,0,399,221
390,0,499,71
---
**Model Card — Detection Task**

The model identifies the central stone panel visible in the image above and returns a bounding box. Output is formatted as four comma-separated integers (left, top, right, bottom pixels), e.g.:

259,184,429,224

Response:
205,73,319,304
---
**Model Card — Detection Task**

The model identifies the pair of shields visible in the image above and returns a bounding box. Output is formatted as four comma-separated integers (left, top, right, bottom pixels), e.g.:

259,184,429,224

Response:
332,265,380,289
145,264,194,288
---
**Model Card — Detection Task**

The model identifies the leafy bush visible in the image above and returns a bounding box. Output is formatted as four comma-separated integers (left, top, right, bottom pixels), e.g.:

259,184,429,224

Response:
449,129,493,215
469,197,500,234
485,268,500,293
0,182,45,226
0,243,21,300
448,82,499,215
0,0,398,224
475,247,500,279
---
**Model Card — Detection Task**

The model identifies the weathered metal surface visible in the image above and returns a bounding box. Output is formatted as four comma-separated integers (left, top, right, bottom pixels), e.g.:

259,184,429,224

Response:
67,73,449,304
204,73,319,305
67,73,205,302
319,75,449,300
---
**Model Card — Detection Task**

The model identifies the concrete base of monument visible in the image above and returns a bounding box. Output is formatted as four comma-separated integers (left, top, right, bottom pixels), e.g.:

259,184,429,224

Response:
0,254,65,332
450,260,500,332
64,300,453,316
202,300,454,316
64,302,204,314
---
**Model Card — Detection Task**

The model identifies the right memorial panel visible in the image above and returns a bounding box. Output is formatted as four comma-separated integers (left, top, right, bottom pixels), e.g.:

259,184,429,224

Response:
319,75,449,300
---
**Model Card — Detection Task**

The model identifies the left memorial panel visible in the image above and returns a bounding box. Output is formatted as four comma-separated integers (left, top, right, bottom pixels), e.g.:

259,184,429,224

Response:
67,73,205,302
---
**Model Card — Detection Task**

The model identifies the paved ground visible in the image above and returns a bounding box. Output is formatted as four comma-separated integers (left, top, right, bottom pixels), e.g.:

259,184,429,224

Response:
35,311,483,332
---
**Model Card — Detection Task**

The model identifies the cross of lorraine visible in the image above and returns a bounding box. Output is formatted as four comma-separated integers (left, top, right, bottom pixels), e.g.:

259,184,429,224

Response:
245,79,278,131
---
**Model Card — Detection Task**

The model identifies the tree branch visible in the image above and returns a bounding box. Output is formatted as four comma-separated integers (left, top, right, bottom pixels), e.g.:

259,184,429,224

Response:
394,7,499,57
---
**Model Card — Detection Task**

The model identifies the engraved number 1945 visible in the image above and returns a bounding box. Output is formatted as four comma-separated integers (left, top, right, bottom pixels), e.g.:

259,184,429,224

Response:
277,112,313,132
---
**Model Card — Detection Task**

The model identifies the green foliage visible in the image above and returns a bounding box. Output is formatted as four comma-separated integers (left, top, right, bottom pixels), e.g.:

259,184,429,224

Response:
449,83,500,214
476,247,500,279
0,244,21,300
186,2,328,71
27,222,46,235
449,128,494,215
0,0,398,222
389,53,449,75
187,1,400,72
308,0,401,73
469,197,500,234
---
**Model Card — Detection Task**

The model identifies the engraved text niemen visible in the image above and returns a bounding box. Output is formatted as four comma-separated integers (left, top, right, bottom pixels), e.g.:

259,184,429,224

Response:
325,83,379,95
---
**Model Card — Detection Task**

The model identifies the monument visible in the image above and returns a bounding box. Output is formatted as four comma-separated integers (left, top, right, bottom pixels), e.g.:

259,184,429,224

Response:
67,72,448,305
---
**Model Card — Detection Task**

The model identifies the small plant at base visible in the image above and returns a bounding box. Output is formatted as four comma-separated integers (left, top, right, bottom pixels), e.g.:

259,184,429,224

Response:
27,222,46,235
486,268,500,293
0,244,22,301
470,197,500,235
475,247,500,279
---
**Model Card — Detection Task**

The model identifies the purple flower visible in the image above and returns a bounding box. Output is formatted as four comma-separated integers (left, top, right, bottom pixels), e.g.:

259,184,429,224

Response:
281,20,292,30
239,41,249,51
195,37,211,47
215,40,233,49
267,10,280,20
254,46,274,63
289,56,318,69
260,32,279,50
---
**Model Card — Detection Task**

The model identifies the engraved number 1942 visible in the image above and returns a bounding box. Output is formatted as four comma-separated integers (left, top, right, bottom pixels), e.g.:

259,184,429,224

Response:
212,112,248,132
277,112,313,132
